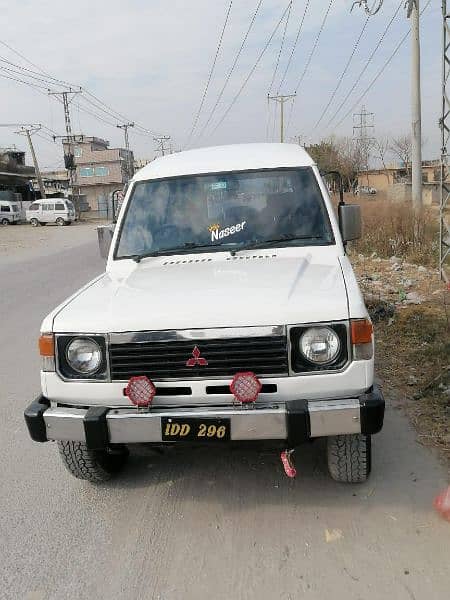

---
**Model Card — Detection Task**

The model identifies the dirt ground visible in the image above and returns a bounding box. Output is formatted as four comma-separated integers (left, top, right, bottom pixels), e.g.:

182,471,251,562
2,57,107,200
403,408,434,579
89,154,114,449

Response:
350,251,450,467
0,220,105,264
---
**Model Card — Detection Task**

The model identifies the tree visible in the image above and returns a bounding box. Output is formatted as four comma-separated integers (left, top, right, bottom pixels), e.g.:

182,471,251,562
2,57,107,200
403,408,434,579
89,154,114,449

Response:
373,136,391,183
390,135,412,177
307,136,365,192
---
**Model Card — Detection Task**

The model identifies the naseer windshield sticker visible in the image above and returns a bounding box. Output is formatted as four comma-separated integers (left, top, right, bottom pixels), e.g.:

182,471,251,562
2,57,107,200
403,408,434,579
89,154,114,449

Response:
209,221,246,242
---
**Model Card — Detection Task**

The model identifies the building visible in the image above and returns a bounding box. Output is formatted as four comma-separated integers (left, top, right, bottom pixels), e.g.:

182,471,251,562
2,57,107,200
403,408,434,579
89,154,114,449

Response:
33,169,69,199
357,160,440,205
134,157,153,172
62,136,133,211
0,147,35,201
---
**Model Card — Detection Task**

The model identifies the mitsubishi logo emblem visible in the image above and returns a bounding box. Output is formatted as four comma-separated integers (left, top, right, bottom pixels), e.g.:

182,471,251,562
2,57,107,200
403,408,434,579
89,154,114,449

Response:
186,345,208,367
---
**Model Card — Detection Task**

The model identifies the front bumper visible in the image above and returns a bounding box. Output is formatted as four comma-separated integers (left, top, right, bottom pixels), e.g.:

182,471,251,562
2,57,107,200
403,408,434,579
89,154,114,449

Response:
24,387,384,449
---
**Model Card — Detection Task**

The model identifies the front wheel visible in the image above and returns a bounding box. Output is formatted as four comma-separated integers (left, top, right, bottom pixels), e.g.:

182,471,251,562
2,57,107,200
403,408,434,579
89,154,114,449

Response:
1,218,10,225
56,217,65,226
327,434,371,483
57,441,129,482
30,218,39,227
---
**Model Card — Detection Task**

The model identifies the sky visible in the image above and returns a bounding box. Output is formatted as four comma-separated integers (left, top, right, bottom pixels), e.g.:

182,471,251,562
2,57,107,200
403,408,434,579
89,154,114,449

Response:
0,0,441,170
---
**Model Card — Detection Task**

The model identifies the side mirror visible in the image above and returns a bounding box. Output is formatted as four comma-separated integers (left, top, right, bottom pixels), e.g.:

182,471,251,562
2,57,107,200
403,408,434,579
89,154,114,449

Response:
338,204,361,242
97,224,115,259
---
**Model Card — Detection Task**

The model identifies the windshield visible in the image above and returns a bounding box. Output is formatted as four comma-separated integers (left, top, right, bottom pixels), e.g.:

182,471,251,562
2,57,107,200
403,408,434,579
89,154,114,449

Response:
116,167,334,259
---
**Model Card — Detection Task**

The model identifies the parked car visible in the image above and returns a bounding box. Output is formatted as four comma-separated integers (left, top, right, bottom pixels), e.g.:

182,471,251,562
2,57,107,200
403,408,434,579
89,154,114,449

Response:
356,186,377,195
24,143,384,484
25,199,76,226
0,200,20,225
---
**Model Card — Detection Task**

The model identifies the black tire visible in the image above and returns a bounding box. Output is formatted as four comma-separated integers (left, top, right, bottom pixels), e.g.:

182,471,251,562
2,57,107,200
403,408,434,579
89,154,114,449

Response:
1,218,10,225
56,217,65,226
30,218,39,227
327,434,371,483
57,440,128,482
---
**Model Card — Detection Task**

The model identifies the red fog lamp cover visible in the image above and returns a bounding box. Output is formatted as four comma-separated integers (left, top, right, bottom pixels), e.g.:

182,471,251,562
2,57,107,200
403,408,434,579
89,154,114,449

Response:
230,371,262,404
125,376,156,407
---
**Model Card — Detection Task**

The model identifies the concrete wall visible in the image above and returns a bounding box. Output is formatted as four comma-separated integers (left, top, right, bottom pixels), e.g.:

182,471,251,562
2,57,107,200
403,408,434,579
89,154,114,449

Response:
387,182,438,206
357,171,395,192
82,183,122,212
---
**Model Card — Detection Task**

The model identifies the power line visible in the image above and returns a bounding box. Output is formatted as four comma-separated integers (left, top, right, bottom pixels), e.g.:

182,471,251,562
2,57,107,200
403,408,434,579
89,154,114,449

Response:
334,0,431,130
184,0,233,148
277,0,311,93
0,38,164,138
293,0,334,93
210,1,292,135
195,0,263,144
0,71,49,91
0,55,73,88
311,13,370,132
268,0,293,94
0,39,57,79
351,0,384,16
323,0,403,132
0,61,71,89
285,0,335,136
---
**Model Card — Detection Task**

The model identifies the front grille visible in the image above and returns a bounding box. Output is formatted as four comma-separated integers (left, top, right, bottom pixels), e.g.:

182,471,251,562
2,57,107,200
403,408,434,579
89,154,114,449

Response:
109,335,288,380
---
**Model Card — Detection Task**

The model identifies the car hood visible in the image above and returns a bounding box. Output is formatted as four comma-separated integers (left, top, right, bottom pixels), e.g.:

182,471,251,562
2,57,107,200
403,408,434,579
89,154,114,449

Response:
51,248,349,332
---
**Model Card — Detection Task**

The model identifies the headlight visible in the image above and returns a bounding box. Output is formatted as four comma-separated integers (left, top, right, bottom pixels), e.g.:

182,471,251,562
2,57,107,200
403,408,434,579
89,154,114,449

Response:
66,337,102,374
299,327,340,365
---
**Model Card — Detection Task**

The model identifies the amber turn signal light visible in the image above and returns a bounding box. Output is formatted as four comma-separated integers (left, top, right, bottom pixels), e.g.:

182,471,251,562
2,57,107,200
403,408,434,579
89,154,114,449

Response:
39,334,54,357
350,319,373,344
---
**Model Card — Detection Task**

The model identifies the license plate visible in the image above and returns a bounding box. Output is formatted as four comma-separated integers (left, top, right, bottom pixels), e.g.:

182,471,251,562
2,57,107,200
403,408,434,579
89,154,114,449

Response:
161,417,230,442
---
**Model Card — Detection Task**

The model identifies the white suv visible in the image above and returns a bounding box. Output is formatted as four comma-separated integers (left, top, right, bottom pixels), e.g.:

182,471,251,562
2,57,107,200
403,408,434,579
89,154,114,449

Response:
25,144,384,483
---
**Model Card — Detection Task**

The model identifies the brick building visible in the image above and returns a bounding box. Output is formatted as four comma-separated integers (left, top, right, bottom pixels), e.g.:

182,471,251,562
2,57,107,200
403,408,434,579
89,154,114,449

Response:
63,136,132,211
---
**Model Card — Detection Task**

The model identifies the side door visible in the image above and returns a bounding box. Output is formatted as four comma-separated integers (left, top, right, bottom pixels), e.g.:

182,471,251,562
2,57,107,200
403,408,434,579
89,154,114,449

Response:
54,201,68,221
42,202,55,222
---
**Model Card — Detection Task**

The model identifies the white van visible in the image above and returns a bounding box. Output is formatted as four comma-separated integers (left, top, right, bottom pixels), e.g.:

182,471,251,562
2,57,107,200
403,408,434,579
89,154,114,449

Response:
0,200,20,225
26,199,76,226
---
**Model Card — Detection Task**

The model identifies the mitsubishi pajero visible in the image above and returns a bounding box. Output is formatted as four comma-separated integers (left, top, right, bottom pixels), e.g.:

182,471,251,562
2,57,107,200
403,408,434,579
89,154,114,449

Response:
24,144,384,483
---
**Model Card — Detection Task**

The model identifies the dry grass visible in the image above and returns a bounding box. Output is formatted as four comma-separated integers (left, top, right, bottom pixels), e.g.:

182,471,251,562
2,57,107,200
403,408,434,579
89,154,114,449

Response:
332,195,439,265
374,302,450,461
353,199,439,265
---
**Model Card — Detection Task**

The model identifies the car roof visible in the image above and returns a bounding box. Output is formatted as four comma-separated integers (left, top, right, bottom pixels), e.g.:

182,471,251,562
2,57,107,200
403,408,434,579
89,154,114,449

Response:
133,143,315,182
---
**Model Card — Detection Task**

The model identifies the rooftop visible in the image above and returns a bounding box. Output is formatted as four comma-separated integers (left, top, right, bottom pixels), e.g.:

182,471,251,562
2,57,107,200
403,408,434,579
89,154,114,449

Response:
133,143,315,181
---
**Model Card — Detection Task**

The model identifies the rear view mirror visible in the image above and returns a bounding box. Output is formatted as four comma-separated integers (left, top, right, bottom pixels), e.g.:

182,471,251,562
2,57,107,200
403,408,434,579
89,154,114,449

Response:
97,224,115,259
339,204,361,242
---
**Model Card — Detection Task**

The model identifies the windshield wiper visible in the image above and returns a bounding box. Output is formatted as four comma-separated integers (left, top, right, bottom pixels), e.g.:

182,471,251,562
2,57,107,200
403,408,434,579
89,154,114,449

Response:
128,242,223,263
230,234,325,256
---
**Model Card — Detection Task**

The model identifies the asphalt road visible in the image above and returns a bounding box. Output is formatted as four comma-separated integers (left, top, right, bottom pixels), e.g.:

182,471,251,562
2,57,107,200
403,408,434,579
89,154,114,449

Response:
0,227,449,600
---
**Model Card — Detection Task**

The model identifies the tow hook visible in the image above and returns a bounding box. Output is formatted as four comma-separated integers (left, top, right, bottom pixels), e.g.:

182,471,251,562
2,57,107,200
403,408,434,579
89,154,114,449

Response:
280,449,297,478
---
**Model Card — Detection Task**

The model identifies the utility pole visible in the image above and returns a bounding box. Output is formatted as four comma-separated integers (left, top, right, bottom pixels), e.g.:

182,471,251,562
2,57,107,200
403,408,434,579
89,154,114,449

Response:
439,0,450,282
0,123,46,198
267,94,296,142
408,0,423,210
117,123,134,179
48,89,82,212
353,106,375,187
20,126,46,199
154,135,171,157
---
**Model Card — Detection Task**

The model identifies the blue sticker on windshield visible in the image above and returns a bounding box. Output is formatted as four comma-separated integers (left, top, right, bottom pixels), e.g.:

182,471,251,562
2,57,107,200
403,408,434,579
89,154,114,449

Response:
210,181,227,190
